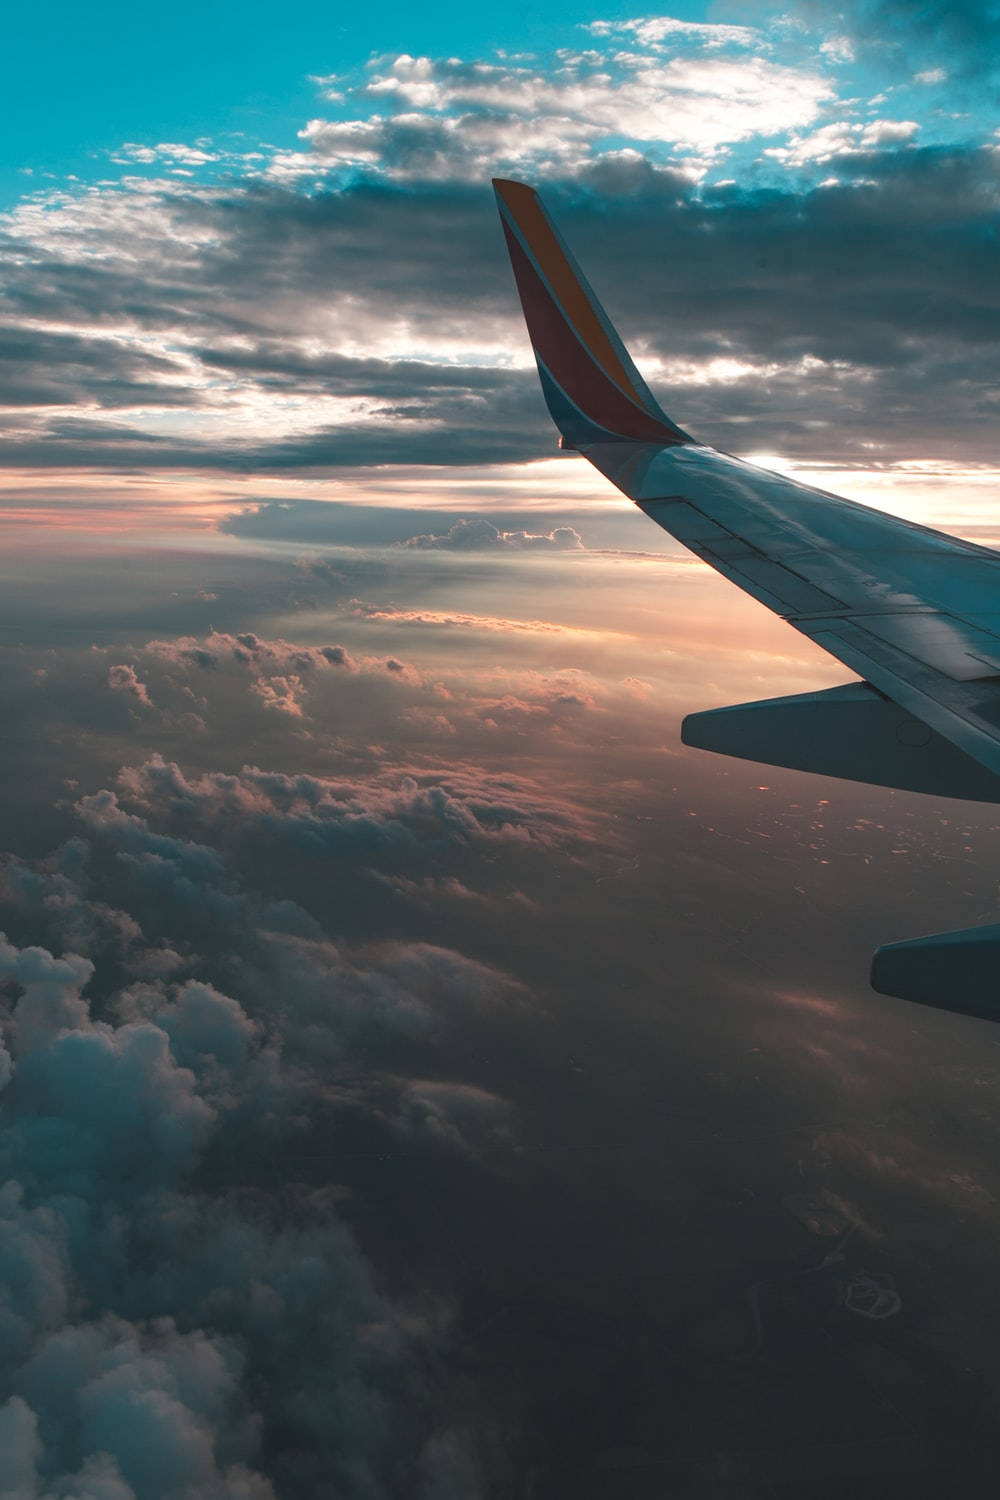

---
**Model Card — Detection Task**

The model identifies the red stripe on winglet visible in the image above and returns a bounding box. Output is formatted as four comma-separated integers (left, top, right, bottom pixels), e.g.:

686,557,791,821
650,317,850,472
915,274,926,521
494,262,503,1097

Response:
495,178,648,408
502,219,677,443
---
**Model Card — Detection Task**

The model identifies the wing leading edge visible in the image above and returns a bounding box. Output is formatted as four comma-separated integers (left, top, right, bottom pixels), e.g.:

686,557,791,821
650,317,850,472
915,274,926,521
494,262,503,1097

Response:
493,176,1000,1019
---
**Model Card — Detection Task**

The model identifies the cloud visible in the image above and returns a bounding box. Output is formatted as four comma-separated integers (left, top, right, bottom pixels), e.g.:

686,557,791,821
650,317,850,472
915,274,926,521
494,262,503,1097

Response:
108,664,153,709
791,0,1000,83
348,600,572,635
7,26,1000,1483
144,630,358,683
861,119,920,147
393,1078,510,1151
0,326,199,412
286,49,833,182
765,118,919,165
249,674,307,717
114,142,219,167
0,623,641,826
402,517,583,551
110,753,594,858
3,142,1000,472
588,17,762,48
220,498,589,552
0,756,545,1496
0,26,998,484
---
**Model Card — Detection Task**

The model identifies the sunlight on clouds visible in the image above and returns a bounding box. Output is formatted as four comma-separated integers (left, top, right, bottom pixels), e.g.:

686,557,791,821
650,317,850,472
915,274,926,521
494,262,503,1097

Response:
794,462,1000,539
348,599,634,639
3,456,1000,556
766,118,919,165
1,13,998,516
743,451,801,475
283,50,835,179
643,352,861,388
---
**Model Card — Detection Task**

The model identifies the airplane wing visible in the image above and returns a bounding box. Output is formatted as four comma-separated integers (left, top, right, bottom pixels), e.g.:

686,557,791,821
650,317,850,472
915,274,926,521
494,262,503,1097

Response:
493,176,1000,1019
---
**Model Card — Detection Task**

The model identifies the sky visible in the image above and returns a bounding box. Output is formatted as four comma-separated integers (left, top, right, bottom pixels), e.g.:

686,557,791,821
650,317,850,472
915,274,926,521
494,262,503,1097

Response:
2,3,1000,1498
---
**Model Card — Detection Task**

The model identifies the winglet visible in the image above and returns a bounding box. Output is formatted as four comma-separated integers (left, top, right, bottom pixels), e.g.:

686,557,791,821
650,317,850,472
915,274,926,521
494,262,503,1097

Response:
493,179,691,449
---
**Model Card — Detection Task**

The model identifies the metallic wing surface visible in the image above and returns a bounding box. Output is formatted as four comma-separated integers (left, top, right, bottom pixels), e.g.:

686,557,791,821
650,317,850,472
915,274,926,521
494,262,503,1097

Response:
493,176,1000,1018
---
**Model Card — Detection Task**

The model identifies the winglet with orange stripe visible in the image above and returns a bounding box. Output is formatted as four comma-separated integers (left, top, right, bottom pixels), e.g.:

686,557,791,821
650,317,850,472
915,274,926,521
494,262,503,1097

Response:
493,179,691,450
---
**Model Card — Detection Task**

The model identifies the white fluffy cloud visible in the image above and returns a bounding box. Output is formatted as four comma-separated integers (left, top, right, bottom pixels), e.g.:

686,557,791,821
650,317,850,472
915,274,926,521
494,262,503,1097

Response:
285,49,834,181
402,518,583,551
766,117,919,164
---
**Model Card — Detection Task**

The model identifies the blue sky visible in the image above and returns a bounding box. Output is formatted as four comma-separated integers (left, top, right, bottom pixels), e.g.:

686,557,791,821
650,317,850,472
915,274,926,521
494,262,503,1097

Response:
4,0,995,205
2,0,710,202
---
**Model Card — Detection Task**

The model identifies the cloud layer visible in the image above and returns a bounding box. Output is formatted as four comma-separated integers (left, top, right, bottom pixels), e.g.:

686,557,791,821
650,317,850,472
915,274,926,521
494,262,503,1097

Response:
2,13,998,483
4,11,1000,1491
0,754,543,1497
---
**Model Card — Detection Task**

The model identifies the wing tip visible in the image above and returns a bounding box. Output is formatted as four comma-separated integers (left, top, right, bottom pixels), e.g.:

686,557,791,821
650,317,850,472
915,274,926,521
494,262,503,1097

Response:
493,177,690,448
492,178,537,216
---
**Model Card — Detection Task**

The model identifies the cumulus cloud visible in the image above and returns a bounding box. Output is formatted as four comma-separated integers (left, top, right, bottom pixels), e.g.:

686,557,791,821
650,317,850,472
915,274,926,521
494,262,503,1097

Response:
402,517,583,551
767,117,919,165
108,664,153,709
0,622,632,818
114,141,219,167
249,673,308,717
110,753,593,857
0,757,539,1496
282,48,832,186
141,630,359,710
